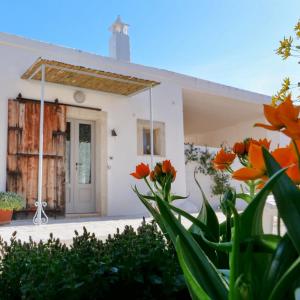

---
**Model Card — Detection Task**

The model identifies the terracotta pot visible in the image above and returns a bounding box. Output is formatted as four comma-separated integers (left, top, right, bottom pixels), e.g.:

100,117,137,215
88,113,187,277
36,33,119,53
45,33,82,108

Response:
0,210,13,225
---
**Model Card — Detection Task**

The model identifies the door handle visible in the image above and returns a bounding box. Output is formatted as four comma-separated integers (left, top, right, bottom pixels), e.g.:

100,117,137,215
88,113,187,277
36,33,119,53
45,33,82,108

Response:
75,162,82,170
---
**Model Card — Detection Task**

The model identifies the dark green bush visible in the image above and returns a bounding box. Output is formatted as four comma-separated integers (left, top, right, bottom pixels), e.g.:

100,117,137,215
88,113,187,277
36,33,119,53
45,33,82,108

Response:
0,219,189,300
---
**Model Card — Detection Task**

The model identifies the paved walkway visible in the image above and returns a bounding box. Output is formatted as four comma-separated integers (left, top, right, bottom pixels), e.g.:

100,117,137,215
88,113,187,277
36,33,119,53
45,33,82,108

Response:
0,213,226,245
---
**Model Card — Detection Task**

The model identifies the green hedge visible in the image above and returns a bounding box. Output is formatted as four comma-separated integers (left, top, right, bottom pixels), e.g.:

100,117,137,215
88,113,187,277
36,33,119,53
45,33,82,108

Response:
0,219,189,300
0,192,24,211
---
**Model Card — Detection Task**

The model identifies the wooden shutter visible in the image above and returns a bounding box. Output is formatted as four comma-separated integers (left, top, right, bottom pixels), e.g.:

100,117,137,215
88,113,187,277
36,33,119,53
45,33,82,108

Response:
6,99,67,212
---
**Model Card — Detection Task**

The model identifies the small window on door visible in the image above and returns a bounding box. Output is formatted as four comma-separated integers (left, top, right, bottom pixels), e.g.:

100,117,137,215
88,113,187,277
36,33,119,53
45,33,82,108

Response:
137,119,165,156
66,122,71,184
78,123,92,184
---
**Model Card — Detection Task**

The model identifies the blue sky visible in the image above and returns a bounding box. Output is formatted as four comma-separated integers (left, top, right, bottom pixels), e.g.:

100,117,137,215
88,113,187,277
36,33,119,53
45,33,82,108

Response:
1,0,300,96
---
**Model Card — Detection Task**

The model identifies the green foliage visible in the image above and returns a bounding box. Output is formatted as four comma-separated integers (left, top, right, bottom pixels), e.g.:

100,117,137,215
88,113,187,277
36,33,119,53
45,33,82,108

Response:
0,192,24,211
134,149,300,299
0,220,189,300
185,144,231,197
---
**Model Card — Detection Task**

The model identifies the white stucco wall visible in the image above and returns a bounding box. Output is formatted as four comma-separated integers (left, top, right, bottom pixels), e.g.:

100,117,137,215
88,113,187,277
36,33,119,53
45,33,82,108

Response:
185,117,283,148
0,33,186,217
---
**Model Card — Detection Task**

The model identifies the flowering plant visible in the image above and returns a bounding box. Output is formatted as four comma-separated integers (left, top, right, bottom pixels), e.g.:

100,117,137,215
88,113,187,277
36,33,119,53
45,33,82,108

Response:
132,95,300,300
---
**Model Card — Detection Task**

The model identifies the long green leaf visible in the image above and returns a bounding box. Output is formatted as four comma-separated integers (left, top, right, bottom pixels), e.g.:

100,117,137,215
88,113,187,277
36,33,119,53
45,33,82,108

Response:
233,167,286,298
193,174,219,241
228,203,240,300
176,237,211,300
156,197,228,300
236,193,252,204
262,234,298,299
263,148,300,253
268,256,300,300
169,204,217,241
133,186,166,234
240,167,286,239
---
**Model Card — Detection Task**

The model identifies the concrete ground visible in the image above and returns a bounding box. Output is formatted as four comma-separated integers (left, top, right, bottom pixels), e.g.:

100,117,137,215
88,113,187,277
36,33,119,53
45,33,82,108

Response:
0,213,226,245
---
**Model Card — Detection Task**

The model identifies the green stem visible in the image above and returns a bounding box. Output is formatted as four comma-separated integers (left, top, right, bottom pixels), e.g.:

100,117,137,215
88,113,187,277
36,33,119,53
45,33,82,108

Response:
228,202,240,300
292,140,300,169
144,178,156,196
248,181,256,199
227,166,234,173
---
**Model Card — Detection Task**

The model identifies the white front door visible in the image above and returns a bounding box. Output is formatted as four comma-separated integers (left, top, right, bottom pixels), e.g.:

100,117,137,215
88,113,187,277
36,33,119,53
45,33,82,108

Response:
65,119,96,214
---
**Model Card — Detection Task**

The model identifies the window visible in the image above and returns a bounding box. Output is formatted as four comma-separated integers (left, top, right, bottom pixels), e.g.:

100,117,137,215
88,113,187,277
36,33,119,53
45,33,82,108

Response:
137,119,165,156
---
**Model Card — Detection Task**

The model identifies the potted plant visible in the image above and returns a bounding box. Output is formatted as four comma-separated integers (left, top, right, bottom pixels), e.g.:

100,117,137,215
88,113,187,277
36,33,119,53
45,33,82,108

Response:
0,192,24,225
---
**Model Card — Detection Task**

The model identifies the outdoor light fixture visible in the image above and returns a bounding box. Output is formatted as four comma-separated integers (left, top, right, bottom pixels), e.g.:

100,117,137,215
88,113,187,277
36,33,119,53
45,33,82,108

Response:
111,129,117,136
73,90,86,103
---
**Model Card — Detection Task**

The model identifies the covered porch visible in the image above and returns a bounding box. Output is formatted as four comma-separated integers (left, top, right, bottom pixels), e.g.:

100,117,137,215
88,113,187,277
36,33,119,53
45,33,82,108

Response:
7,58,160,224
182,86,272,211
183,87,268,147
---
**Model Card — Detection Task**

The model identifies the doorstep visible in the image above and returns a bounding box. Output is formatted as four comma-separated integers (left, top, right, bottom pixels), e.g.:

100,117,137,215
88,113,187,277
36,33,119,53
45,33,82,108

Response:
65,213,102,218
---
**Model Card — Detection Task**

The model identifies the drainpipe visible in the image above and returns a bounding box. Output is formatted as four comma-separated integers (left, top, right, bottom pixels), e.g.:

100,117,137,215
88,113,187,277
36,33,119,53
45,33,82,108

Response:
33,64,48,225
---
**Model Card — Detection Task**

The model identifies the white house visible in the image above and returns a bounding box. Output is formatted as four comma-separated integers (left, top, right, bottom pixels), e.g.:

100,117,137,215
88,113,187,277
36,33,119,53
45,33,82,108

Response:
0,16,278,219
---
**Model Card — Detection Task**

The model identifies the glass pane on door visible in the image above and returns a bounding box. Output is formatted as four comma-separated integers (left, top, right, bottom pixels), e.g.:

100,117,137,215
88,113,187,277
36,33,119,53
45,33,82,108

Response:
78,123,91,184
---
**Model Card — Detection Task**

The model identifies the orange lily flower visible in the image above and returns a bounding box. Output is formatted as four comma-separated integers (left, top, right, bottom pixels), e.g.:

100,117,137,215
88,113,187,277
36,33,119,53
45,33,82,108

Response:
162,160,177,181
154,164,162,176
233,142,245,155
245,138,271,152
170,166,177,182
233,143,300,184
149,170,156,182
213,148,236,170
272,146,300,184
232,144,266,181
255,95,300,139
130,163,150,179
253,138,271,149
162,160,172,173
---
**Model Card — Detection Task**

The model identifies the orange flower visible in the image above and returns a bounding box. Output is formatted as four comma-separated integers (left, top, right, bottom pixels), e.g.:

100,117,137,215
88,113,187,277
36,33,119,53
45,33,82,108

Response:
170,166,177,182
233,142,245,155
213,148,236,170
149,170,156,182
154,164,162,176
233,142,300,184
161,160,177,181
232,144,266,181
273,145,300,184
255,95,300,139
253,138,271,149
245,138,271,152
281,120,300,140
162,160,172,173
130,163,150,179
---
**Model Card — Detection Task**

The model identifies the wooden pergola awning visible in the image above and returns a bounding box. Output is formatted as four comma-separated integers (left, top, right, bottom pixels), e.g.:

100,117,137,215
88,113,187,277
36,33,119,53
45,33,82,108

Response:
21,58,160,96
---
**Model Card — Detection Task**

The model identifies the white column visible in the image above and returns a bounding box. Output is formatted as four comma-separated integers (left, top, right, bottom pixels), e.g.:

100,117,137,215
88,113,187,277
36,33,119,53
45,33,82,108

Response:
149,87,154,168
33,64,48,225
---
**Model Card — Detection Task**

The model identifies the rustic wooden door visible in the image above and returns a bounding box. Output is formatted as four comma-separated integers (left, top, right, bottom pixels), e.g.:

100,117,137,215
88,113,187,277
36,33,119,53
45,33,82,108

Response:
6,99,67,213
65,119,96,214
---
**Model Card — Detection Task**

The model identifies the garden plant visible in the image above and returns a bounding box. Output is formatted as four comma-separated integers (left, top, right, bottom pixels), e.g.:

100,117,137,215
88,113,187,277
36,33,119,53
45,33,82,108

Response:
0,220,189,299
0,192,24,224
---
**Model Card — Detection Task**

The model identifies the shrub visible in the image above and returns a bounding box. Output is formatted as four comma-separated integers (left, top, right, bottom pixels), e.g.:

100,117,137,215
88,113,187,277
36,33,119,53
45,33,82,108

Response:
0,192,24,211
0,219,189,300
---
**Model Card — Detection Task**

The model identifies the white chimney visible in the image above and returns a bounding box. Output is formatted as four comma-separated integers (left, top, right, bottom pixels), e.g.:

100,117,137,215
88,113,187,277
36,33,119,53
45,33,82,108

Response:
109,16,130,62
